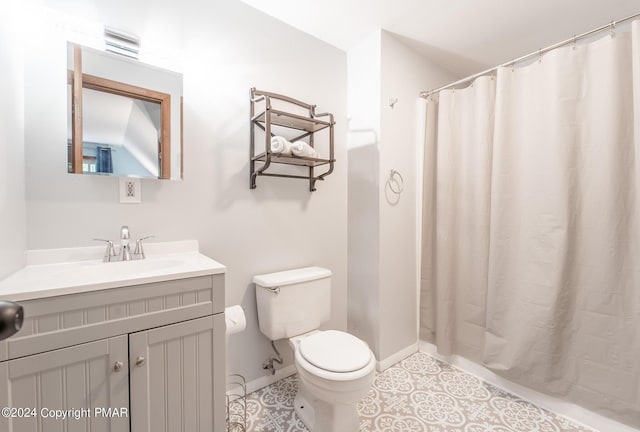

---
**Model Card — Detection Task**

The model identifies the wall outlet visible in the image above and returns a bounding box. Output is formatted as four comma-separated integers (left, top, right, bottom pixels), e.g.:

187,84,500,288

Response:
119,177,141,204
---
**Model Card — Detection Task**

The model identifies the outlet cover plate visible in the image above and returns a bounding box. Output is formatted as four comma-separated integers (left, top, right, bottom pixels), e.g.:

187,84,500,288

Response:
119,177,141,203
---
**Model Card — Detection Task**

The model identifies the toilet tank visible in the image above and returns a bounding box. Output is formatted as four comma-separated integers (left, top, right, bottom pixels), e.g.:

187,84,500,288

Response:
254,266,331,340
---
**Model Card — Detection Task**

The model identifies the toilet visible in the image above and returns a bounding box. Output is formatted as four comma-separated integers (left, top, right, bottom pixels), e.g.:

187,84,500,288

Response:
254,266,376,432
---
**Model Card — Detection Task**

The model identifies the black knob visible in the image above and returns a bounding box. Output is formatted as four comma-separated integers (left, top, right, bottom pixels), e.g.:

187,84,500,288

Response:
0,301,24,341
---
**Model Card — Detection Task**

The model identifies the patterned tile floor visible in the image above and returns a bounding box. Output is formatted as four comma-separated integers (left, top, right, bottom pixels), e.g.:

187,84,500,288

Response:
229,351,592,432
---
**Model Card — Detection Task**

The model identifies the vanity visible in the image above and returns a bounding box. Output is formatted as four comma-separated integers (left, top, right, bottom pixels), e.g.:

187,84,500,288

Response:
0,240,226,432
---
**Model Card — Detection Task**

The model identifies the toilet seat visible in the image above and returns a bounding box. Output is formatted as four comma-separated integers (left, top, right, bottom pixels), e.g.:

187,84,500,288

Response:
299,330,372,373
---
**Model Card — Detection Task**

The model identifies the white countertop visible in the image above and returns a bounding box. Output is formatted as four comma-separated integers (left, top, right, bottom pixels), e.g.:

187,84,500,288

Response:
0,240,226,302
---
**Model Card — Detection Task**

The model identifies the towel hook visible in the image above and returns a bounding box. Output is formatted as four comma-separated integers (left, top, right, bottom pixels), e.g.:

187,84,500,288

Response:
387,169,404,194
389,98,398,108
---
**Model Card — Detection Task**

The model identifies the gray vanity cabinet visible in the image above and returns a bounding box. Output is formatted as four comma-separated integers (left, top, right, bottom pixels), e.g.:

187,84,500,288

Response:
129,314,224,432
0,336,129,432
0,275,225,432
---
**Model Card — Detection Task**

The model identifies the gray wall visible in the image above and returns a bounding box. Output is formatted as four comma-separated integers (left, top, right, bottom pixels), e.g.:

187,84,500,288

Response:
24,0,347,384
347,30,457,365
347,31,381,357
378,31,457,361
0,6,26,279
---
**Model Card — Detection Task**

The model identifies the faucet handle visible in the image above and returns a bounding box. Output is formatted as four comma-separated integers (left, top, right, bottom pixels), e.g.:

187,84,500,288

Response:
134,236,155,259
93,239,117,262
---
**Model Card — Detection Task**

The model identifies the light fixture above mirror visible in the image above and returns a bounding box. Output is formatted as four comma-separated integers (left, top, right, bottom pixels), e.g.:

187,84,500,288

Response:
104,26,139,60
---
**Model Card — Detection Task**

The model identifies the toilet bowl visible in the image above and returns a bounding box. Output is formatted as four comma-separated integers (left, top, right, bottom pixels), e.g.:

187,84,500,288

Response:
290,330,376,432
254,267,376,432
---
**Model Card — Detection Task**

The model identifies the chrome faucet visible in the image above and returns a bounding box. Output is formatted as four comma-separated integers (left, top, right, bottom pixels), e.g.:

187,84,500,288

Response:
120,225,132,261
93,226,154,262
94,239,117,262
134,235,155,259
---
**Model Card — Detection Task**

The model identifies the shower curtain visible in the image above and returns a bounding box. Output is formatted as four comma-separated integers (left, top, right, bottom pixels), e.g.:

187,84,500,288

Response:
421,22,640,428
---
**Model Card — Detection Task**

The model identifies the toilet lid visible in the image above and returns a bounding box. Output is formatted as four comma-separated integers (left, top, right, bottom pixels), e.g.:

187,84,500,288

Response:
299,330,371,373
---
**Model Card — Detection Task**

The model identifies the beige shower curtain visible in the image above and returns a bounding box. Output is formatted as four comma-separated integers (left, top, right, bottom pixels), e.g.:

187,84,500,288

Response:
421,22,640,428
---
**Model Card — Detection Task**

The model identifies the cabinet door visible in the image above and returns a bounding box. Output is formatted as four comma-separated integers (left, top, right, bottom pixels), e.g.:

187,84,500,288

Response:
0,336,129,432
129,314,225,432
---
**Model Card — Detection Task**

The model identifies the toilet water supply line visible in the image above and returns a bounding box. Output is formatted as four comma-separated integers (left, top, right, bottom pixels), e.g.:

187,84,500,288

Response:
263,341,283,375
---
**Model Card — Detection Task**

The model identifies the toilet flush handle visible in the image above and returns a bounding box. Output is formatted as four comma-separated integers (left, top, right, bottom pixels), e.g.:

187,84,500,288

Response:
264,286,280,295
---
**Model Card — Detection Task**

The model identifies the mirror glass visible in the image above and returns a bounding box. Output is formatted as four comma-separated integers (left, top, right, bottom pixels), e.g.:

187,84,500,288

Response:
67,43,183,179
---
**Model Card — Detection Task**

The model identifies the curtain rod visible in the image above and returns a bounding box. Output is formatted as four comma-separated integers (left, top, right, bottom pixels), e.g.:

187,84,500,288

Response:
420,11,640,98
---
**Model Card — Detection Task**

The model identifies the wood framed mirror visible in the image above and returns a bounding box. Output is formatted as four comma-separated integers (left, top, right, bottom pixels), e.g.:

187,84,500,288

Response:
67,43,183,180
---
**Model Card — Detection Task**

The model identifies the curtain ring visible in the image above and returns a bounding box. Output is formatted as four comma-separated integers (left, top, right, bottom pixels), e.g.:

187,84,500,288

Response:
387,169,404,194
572,35,577,50
610,21,616,38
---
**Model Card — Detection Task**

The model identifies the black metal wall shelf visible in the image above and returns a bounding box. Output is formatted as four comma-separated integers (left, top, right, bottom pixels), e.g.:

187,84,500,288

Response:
250,88,335,192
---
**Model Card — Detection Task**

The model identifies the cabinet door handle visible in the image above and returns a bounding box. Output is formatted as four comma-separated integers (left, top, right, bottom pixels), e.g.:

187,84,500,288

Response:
135,356,146,367
113,361,124,372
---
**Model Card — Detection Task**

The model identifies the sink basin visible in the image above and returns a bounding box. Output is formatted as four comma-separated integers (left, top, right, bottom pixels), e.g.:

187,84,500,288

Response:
0,240,226,302
79,259,184,276
56,258,185,284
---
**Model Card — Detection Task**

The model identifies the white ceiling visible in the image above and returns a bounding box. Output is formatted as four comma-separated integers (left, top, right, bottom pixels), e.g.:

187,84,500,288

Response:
239,0,640,77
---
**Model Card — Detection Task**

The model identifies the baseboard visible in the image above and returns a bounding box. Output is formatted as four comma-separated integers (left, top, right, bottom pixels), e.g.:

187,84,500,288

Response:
419,341,639,432
228,364,298,397
376,342,419,371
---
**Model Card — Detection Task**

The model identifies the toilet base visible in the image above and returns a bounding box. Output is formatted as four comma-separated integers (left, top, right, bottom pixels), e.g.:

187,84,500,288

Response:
293,380,360,432
294,393,315,430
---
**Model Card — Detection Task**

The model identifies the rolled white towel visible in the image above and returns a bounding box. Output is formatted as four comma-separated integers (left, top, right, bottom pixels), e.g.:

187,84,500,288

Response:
291,141,317,158
270,136,292,155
